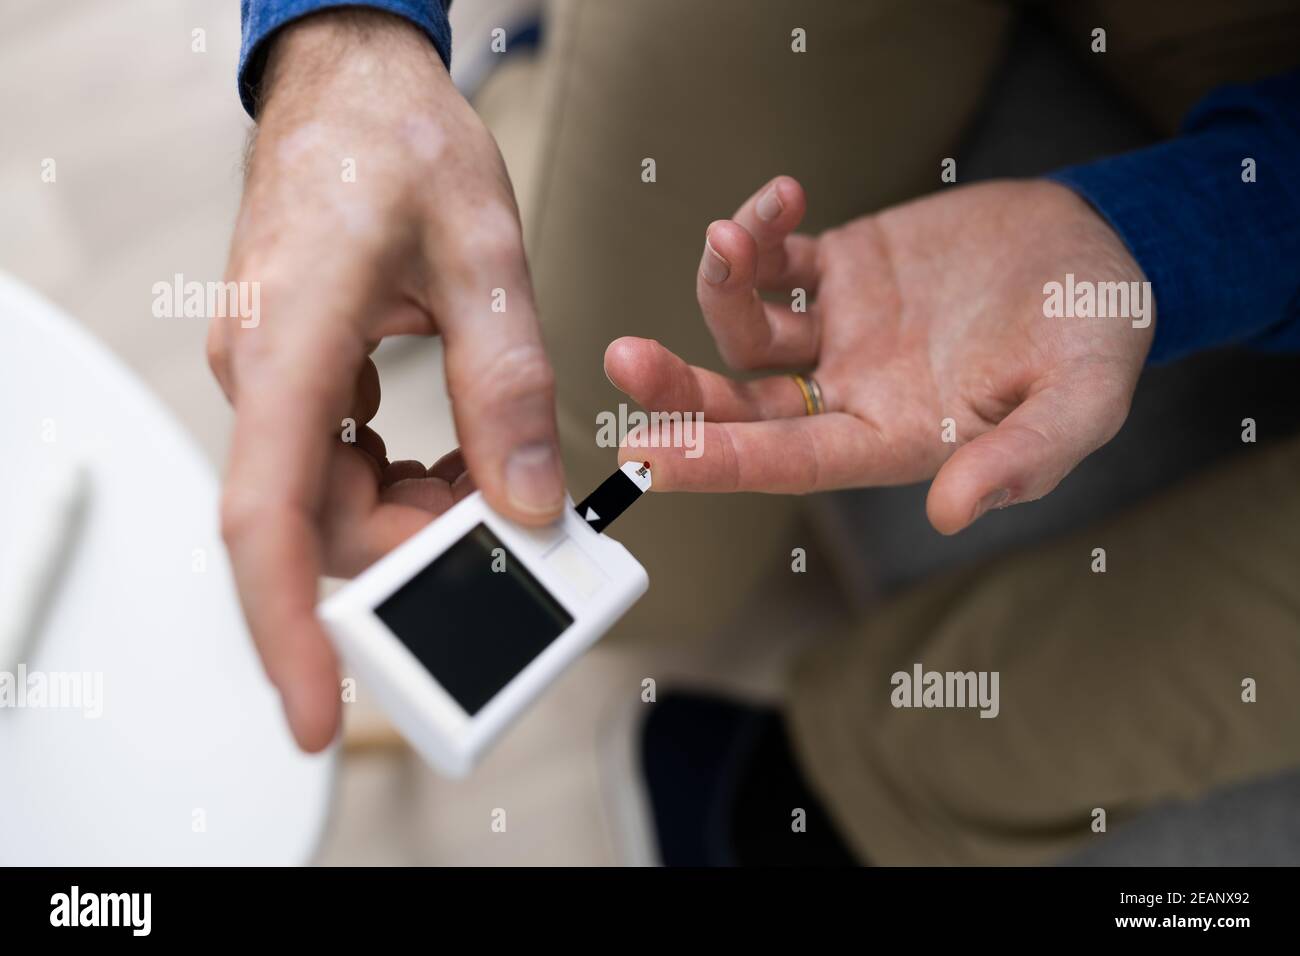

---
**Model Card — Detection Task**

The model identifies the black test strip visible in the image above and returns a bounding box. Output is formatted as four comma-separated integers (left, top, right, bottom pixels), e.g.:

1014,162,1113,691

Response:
574,463,650,534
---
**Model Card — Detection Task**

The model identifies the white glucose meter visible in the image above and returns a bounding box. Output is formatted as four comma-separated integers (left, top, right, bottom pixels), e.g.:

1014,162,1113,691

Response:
318,461,652,776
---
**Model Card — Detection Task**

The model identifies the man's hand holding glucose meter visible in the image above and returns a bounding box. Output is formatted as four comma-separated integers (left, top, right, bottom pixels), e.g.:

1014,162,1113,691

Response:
208,11,564,751
607,177,1154,534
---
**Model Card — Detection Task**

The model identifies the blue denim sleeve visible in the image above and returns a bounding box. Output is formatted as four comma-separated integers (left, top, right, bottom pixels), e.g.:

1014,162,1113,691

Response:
1047,70,1300,364
239,0,452,116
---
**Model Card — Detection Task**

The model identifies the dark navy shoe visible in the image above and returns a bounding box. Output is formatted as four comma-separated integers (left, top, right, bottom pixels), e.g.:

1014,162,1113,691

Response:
640,692,859,866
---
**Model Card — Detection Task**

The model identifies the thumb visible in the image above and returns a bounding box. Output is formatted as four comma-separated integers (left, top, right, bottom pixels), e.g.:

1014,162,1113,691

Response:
925,381,1129,535
430,232,566,526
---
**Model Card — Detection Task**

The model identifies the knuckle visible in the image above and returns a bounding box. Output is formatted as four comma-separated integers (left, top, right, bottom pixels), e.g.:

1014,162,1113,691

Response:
818,225,849,259
490,342,556,397
461,342,555,409
463,221,524,268
219,489,264,547
717,340,761,371
205,326,229,377
445,196,524,261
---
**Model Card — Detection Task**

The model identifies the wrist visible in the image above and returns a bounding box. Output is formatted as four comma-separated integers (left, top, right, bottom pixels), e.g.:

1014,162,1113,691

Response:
1032,179,1155,360
1036,180,1146,281
260,8,450,116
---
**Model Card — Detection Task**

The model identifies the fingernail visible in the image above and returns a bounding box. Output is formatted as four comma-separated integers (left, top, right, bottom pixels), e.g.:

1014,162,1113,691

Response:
506,442,565,516
701,240,730,285
756,186,783,222
971,488,1011,523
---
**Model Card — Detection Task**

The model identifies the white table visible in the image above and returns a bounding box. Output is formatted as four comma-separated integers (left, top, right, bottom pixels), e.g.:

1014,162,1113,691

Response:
0,273,334,865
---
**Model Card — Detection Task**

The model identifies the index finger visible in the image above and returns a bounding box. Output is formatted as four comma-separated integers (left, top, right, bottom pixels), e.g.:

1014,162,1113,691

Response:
618,414,922,494
220,304,366,752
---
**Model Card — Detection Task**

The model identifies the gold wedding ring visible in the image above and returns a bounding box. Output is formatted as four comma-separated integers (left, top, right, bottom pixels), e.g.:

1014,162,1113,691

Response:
791,373,824,416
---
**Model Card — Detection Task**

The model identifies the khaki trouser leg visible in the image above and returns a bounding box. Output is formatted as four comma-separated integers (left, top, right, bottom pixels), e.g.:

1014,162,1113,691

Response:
785,0,1300,866
789,435,1300,865
525,0,1012,642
